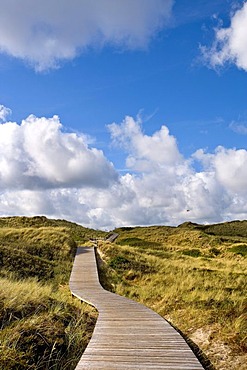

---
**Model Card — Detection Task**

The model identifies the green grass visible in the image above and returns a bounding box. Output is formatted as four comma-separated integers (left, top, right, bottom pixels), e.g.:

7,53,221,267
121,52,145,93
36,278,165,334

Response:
0,278,97,370
0,216,106,285
98,222,247,370
0,216,105,370
1,216,246,370
0,216,106,244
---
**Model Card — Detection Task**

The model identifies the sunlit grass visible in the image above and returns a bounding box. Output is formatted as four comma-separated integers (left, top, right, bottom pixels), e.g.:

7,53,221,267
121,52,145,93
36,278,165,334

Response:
0,216,103,370
1,216,246,369
98,222,247,370
0,278,97,370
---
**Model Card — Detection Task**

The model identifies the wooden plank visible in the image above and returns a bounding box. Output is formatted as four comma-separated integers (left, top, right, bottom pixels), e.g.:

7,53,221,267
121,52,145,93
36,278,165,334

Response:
69,247,204,369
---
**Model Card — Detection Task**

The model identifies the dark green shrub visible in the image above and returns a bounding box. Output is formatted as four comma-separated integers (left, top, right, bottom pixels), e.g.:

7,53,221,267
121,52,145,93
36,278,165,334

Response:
182,249,202,257
109,255,155,274
117,237,161,249
229,245,247,257
209,247,221,257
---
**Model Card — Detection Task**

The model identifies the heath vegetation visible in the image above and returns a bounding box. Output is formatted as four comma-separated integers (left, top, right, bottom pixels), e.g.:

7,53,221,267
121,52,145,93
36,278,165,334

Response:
98,221,247,370
0,216,105,370
1,216,246,370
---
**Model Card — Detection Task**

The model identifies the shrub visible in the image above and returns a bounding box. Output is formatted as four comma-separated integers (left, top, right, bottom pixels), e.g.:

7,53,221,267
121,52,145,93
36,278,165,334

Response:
229,244,247,257
182,249,202,257
109,255,154,274
117,237,162,249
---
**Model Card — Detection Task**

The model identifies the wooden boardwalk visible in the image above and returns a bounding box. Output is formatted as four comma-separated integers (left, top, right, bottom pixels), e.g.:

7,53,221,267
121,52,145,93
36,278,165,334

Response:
69,247,204,369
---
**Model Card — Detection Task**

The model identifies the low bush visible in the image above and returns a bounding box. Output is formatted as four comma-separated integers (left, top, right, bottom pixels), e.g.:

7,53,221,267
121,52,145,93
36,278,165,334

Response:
228,244,247,257
117,237,162,249
182,249,202,257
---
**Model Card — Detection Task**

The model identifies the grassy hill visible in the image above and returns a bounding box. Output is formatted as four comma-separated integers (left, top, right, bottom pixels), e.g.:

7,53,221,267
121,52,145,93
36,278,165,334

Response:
1,216,246,370
0,216,106,370
97,221,247,370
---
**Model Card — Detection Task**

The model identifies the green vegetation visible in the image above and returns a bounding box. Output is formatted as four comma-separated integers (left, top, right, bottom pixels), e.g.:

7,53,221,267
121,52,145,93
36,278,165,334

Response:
0,216,106,370
228,244,247,257
0,279,96,370
1,216,246,370
98,221,247,370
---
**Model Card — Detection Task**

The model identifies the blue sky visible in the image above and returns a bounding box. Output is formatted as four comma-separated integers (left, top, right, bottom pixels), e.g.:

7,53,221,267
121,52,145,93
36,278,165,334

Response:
0,0,247,229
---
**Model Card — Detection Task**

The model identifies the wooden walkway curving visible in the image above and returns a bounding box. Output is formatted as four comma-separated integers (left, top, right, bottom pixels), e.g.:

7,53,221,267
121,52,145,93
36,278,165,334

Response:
69,247,204,369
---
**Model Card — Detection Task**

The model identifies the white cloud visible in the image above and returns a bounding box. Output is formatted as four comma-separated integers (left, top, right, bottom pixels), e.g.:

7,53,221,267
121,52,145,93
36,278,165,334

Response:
1,110,247,229
214,147,247,193
0,104,11,122
202,1,247,71
108,115,182,172
0,0,173,71
107,117,231,226
194,146,247,194
0,112,117,189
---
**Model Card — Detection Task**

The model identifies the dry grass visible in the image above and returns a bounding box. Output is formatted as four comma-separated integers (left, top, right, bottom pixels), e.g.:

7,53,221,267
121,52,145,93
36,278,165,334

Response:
0,278,97,370
1,216,246,369
98,222,247,370
0,216,103,370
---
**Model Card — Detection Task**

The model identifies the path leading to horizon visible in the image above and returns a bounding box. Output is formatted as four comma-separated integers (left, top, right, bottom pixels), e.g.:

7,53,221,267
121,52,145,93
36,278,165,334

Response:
69,246,204,370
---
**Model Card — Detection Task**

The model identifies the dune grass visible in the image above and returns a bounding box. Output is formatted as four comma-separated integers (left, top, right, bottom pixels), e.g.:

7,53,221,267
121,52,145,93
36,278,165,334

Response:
1,216,246,369
98,221,247,370
0,278,97,370
0,216,105,370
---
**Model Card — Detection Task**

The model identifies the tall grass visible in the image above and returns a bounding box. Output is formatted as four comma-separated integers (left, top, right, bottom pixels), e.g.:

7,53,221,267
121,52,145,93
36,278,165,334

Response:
98,222,247,370
0,216,106,244
0,216,103,370
0,278,97,370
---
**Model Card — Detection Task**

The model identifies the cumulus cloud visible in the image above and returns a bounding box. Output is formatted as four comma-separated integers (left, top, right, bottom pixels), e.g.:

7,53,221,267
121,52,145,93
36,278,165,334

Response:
201,1,247,71
107,117,231,226
1,110,247,229
194,147,247,194
0,0,173,71
108,115,182,172
0,113,117,189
